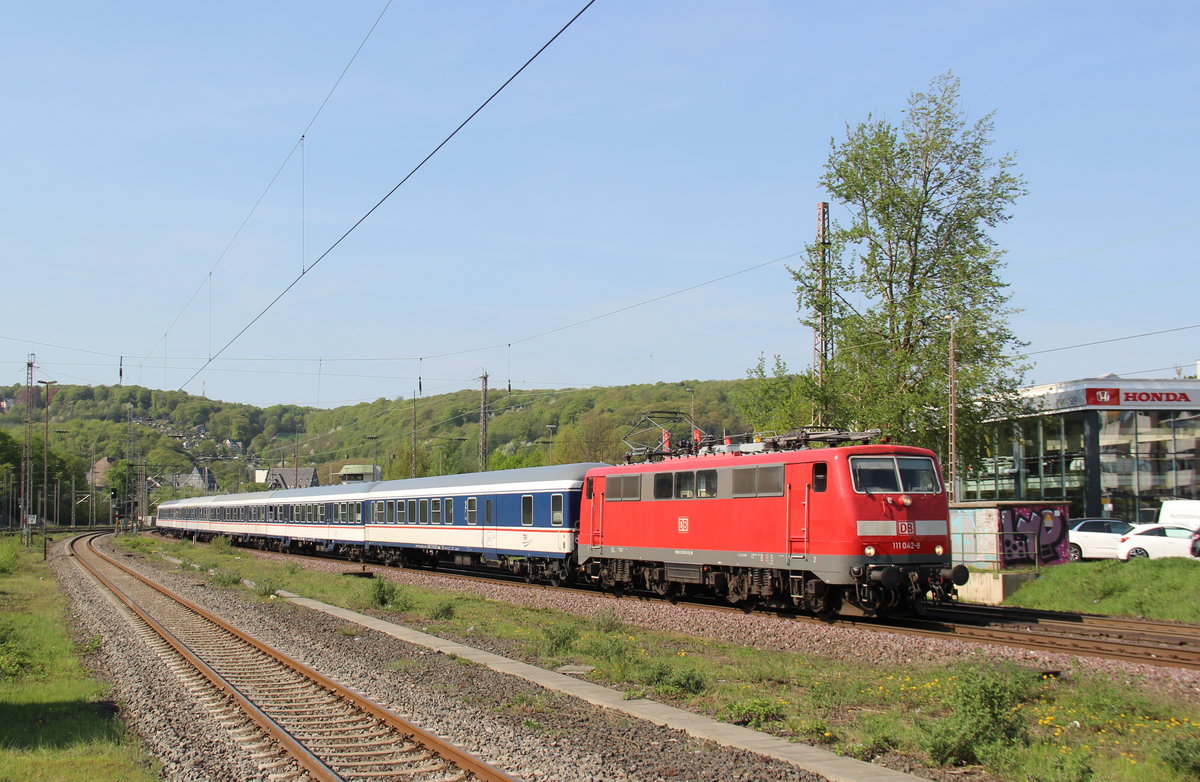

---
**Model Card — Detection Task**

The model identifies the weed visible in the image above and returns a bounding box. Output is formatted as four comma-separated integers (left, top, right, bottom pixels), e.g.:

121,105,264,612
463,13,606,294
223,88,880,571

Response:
254,578,280,598
428,600,456,620
591,605,624,633
920,663,1034,766
1163,734,1200,777
337,626,358,637
209,569,242,588
585,633,636,662
283,561,300,576
521,718,544,731
370,578,398,608
80,635,102,655
540,622,580,656
722,697,786,728
209,535,232,554
645,665,708,696
0,539,18,575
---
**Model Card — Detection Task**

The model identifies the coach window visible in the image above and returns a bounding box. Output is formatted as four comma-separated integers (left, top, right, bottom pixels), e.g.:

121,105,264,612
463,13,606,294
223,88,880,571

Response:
486,499,493,524
653,473,673,500
267,505,275,522
467,497,477,525
419,499,429,524
319,504,326,523
675,471,695,499
522,495,534,526
551,494,564,526
396,501,406,524
813,463,828,492
446,498,455,524
375,501,385,523
432,498,442,524
696,470,718,498
408,500,417,525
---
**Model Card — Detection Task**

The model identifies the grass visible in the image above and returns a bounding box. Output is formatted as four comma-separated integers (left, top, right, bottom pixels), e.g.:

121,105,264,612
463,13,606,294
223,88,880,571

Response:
1004,557,1200,623
0,534,158,782
122,534,1200,781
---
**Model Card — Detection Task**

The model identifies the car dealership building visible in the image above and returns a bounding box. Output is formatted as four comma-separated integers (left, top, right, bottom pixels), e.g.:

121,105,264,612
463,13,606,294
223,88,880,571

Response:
959,375,1200,523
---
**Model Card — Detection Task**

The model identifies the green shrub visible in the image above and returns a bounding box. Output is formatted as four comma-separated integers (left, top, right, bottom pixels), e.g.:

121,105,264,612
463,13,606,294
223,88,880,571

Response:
656,667,708,696
920,663,1034,766
370,578,398,608
541,623,580,656
585,634,635,662
722,697,786,727
428,601,456,620
209,535,232,554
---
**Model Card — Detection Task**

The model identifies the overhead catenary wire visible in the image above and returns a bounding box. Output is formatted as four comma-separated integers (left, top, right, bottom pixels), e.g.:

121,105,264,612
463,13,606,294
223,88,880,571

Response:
179,0,598,391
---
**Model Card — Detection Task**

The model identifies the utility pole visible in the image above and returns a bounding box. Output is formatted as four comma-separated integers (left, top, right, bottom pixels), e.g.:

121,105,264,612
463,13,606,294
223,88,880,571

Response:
813,202,831,426
410,392,417,478
37,379,57,524
947,318,958,502
20,356,34,537
479,372,489,472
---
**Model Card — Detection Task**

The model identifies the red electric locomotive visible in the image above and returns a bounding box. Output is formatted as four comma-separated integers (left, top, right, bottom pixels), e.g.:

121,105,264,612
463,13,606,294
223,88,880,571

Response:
576,428,968,616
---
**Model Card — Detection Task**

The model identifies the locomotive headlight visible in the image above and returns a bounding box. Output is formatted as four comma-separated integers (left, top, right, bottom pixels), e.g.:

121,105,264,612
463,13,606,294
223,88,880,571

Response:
864,545,877,557
898,494,912,507
935,544,945,556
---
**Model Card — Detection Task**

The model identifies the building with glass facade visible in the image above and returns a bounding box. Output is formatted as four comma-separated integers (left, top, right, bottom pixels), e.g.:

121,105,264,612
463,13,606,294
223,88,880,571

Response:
960,377,1200,523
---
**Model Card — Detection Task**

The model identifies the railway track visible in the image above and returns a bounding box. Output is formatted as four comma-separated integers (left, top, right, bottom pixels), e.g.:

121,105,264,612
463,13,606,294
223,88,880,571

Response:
70,533,517,782
164,534,1200,671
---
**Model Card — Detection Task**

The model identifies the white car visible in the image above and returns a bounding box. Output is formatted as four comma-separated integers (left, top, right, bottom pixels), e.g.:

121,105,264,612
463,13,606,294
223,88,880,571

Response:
1116,524,1200,561
1067,518,1136,561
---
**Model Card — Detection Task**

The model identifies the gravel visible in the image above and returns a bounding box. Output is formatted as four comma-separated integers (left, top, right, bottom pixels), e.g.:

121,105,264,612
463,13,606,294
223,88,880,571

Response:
57,536,1200,782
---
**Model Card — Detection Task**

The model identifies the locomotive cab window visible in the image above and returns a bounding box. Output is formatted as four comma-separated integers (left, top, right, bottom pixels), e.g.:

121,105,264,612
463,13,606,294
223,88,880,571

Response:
850,456,940,494
813,463,828,492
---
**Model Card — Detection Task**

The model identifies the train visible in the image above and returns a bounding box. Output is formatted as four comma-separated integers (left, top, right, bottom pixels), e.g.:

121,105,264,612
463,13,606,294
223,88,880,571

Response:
154,429,968,617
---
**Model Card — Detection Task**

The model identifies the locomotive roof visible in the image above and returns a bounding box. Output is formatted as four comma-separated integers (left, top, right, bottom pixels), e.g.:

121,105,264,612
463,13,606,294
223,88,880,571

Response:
597,442,937,473
158,462,609,507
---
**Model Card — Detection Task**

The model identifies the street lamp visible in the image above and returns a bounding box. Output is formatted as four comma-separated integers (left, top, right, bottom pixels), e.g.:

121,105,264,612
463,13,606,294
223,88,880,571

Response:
36,380,57,525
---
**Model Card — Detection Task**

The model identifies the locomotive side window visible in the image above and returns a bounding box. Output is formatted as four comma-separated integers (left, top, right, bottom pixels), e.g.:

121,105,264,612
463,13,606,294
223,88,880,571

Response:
675,471,695,499
653,473,673,500
466,497,477,525
757,466,784,496
607,475,641,501
732,468,757,497
696,470,718,498
897,457,940,492
551,494,564,526
522,495,534,526
813,463,828,492
623,475,641,500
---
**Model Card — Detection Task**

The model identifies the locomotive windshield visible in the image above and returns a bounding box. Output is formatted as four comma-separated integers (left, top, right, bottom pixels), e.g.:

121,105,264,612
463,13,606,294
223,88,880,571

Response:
850,456,941,494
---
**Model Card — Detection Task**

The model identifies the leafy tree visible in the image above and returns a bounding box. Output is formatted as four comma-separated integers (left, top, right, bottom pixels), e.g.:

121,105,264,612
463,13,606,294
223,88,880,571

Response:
734,355,811,433
787,72,1029,462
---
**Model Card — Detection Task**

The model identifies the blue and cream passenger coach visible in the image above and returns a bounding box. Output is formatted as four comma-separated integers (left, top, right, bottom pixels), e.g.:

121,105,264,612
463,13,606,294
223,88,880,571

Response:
156,463,606,583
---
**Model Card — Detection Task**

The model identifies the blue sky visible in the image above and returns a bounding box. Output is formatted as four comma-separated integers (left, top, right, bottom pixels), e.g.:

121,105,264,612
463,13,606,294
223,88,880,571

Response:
3,1,1197,409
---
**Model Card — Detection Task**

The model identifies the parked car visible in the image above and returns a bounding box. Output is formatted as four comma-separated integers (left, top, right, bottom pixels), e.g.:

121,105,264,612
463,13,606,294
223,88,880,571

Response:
1116,524,1200,561
1067,518,1135,561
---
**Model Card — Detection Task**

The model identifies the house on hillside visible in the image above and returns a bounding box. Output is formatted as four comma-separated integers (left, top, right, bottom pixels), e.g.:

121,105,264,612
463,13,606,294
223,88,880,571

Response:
88,457,118,488
337,464,381,483
253,467,319,490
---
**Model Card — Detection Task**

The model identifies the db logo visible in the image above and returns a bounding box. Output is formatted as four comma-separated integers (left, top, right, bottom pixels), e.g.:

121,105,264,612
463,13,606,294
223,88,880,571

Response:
678,517,689,533
898,521,915,535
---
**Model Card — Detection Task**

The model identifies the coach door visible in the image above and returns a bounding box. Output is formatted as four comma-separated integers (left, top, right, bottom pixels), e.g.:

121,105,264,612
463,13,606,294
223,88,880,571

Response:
482,499,499,560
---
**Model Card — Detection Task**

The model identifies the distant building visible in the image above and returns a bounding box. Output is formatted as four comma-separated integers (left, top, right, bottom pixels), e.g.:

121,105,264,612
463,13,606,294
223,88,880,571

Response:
961,375,1200,523
253,467,319,490
337,464,381,483
166,467,217,492
88,457,118,488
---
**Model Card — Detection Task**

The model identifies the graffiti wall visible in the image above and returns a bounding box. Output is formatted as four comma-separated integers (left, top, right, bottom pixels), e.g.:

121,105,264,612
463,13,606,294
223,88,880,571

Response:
950,502,1070,570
